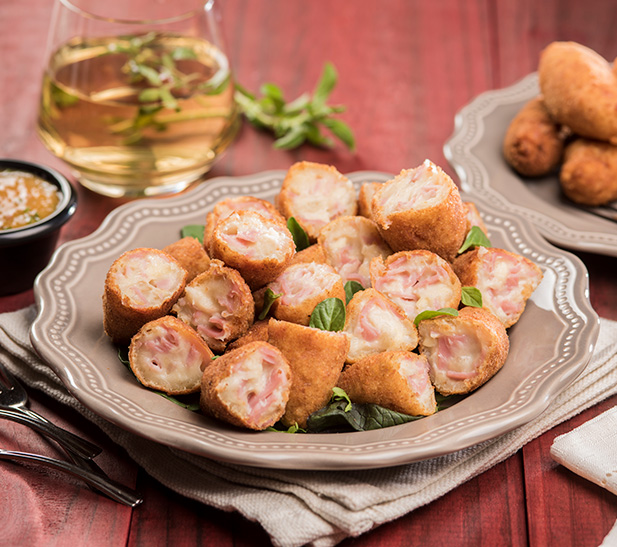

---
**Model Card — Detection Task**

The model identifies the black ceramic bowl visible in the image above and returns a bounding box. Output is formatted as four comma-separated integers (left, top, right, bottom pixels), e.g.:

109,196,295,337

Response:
0,159,77,296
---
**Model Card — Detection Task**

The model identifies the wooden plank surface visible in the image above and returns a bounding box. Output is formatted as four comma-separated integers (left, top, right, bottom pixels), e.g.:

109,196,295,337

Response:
1,0,617,545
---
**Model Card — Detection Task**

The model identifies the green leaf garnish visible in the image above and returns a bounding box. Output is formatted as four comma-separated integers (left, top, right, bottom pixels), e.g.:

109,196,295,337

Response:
461,286,483,308
155,392,201,411
181,224,205,244
413,307,459,326
331,387,353,412
309,298,346,332
234,61,355,151
458,225,491,254
258,288,282,320
344,280,364,304
266,422,306,433
287,217,310,251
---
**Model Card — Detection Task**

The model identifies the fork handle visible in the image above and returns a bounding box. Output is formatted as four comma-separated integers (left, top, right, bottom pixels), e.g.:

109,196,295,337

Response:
0,408,101,459
0,449,142,507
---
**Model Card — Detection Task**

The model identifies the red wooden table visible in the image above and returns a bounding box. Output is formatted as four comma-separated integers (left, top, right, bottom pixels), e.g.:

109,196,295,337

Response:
2,0,617,545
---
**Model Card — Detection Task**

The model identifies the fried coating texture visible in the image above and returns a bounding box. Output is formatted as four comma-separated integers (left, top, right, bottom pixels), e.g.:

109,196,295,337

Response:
463,202,487,235
538,41,617,144
453,247,543,328
358,182,382,218
371,160,467,262
103,248,187,345
503,96,565,177
417,307,509,395
289,243,328,265
337,351,437,416
200,341,291,430
559,138,617,206
226,320,270,352
210,210,295,290
129,315,214,395
163,236,210,282
267,319,349,428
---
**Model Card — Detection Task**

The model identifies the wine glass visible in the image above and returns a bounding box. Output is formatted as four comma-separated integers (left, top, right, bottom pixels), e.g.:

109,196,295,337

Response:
37,0,239,197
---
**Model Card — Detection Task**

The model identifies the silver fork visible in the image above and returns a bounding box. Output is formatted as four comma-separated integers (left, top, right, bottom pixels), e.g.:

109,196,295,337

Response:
0,358,101,460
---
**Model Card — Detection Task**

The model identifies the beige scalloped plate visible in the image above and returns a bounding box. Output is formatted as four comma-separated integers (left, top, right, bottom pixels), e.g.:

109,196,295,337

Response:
31,170,599,470
444,72,617,257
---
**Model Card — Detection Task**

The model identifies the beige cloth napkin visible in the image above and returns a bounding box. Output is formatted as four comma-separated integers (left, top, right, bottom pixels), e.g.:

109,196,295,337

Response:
1,305,616,547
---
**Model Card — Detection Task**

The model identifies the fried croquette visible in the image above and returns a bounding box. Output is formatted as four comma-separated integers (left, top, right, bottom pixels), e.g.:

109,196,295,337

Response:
337,351,437,416
200,341,291,430
275,161,358,241
163,236,210,282
209,210,295,290
268,318,349,428
371,160,467,262
172,259,254,353
103,248,188,345
559,138,617,206
268,262,345,326
417,307,509,395
463,202,488,235
370,250,461,323
129,315,214,395
343,288,418,363
539,41,617,144
453,247,543,328
502,96,565,177
358,182,382,218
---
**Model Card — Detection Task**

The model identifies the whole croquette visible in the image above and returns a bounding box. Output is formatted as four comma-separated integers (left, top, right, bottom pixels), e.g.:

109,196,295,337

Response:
103,247,188,345
337,351,437,416
502,96,565,178
417,306,509,395
267,318,349,428
200,341,291,430
129,315,214,395
371,160,467,262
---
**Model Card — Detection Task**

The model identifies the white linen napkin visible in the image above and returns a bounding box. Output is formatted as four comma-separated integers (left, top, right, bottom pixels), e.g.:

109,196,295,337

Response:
1,305,617,547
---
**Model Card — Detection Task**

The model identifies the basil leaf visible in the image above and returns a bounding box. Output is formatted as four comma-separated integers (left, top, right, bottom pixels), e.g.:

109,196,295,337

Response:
258,288,281,320
461,286,483,308
331,387,352,412
344,280,364,304
313,62,338,106
306,400,422,433
458,225,491,254
155,392,201,411
181,224,205,244
266,422,306,433
309,297,346,331
413,307,459,326
321,117,356,152
118,346,130,366
287,217,310,251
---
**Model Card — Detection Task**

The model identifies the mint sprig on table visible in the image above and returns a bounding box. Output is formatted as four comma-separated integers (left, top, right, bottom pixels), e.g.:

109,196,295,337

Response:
235,62,356,151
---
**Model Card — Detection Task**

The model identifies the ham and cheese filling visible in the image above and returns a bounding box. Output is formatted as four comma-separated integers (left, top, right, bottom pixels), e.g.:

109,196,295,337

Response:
217,345,290,428
371,253,459,321
131,321,210,393
212,196,282,224
283,165,356,234
174,277,243,343
474,248,543,326
374,160,449,225
218,211,293,260
398,354,436,414
113,249,186,309
270,262,341,306
420,324,483,386
345,290,418,362
319,216,391,287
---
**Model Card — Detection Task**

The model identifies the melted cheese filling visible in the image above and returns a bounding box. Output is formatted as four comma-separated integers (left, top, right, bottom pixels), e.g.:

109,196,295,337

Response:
398,355,435,412
219,213,291,259
271,263,341,306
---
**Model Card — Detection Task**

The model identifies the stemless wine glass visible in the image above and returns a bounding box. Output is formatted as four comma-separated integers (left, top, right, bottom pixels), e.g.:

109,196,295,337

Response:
37,0,239,198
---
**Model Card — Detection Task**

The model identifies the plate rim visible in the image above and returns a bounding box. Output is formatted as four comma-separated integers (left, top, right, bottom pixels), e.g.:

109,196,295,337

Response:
443,71,617,258
30,169,600,470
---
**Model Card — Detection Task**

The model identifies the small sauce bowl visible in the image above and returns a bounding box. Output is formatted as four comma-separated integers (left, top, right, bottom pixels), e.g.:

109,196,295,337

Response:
0,159,77,295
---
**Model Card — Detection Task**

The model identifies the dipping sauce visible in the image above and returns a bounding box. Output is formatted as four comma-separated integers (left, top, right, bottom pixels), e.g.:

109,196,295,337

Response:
0,170,62,230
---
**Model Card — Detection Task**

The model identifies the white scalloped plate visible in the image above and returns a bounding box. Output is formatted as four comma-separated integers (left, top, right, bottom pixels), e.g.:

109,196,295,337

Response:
444,72,617,257
31,170,598,470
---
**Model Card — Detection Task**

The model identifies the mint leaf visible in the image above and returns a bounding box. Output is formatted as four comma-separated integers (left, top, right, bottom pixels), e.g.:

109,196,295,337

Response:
331,387,352,412
266,422,306,433
458,225,491,254
181,224,205,244
309,297,346,331
287,217,310,251
258,288,282,320
313,62,337,106
414,307,459,326
461,286,483,308
344,280,364,304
